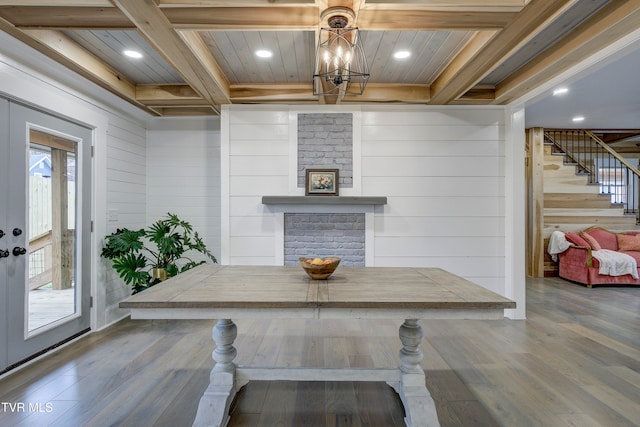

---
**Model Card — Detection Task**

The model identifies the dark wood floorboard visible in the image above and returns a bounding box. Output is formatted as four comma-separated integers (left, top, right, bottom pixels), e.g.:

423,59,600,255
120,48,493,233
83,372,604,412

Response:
0,277,638,426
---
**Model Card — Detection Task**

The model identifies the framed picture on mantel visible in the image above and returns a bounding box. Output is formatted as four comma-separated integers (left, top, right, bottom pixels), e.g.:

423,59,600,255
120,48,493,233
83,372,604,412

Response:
305,169,339,196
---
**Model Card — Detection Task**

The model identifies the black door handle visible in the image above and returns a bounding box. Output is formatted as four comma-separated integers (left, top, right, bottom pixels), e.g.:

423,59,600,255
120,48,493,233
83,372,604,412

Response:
12,247,26,256
0,249,9,258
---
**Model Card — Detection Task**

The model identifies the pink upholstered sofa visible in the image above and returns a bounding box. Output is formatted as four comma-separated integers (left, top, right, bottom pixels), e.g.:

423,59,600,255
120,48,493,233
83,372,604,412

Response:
558,227,640,287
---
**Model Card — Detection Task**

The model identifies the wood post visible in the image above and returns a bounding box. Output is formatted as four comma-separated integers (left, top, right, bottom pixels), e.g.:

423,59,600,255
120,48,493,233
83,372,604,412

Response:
51,148,73,290
527,128,545,277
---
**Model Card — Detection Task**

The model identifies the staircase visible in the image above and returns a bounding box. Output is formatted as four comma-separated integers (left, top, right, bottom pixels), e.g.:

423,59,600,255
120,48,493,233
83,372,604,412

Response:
544,144,637,233
543,131,640,276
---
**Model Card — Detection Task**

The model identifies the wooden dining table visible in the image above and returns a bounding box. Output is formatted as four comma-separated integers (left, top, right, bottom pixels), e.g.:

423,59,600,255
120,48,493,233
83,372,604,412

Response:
120,264,515,427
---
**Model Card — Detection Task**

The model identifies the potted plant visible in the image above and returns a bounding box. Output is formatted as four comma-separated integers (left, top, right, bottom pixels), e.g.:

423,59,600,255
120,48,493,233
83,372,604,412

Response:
101,212,216,294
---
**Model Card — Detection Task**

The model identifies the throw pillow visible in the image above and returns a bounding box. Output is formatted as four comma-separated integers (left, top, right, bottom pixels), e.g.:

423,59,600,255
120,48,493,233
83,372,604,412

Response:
565,232,589,247
580,232,602,251
617,233,640,251
586,228,618,250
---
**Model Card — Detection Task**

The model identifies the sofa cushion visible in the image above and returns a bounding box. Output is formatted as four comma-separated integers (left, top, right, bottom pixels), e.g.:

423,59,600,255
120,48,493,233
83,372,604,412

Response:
617,233,640,251
585,228,618,251
580,232,602,250
565,232,589,247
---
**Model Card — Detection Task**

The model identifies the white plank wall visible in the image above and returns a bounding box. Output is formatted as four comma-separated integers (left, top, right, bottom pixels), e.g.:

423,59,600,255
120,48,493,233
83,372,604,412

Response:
103,119,148,321
226,108,290,265
361,107,506,293
223,105,508,297
146,117,222,264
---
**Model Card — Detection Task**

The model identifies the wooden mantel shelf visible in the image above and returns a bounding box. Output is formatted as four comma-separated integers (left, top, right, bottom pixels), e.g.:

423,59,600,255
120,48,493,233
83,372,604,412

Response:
262,196,387,205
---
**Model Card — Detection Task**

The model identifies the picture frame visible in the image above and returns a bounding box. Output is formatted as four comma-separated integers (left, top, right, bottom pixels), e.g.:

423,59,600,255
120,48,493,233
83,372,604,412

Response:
305,169,339,196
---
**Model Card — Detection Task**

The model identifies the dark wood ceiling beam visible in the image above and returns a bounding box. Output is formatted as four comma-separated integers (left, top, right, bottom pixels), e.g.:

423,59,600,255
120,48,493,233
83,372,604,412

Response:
111,0,230,113
429,0,579,105
494,0,640,105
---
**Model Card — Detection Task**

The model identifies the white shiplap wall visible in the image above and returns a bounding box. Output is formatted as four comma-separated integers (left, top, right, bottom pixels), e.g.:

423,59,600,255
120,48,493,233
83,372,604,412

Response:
223,105,519,313
361,107,505,293
147,117,222,264
224,108,290,265
102,119,147,323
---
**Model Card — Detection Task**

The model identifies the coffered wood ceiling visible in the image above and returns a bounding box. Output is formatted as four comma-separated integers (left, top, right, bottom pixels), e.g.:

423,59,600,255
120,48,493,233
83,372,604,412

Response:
0,0,637,117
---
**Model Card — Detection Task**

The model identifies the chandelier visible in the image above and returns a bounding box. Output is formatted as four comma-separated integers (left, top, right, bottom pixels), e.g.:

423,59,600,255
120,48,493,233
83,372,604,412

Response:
313,11,369,96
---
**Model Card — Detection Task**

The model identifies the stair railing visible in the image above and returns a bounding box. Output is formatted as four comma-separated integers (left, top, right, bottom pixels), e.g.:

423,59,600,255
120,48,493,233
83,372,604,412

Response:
544,129,640,222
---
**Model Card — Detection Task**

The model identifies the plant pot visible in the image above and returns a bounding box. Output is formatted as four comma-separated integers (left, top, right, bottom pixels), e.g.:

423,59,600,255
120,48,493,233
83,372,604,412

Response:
152,267,167,281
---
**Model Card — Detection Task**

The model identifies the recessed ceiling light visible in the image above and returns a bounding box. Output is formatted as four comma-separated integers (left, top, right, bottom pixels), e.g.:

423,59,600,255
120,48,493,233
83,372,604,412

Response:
123,50,143,59
553,87,569,96
255,50,273,58
572,116,585,122
393,50,411,59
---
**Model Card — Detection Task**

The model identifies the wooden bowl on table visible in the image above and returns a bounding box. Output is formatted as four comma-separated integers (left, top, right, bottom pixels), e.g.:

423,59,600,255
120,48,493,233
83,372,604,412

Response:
299,257,341,280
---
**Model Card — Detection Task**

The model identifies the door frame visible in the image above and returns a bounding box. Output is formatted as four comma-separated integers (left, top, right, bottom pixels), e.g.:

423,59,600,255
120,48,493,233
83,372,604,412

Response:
0,98,9,370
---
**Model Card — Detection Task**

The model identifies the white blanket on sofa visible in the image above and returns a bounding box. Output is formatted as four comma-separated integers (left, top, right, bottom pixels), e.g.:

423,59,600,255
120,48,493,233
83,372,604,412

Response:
592,249,639,279
548,230,571,261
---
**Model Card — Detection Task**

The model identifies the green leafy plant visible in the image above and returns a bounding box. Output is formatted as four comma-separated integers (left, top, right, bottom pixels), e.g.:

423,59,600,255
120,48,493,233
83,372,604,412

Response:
101,212,216,294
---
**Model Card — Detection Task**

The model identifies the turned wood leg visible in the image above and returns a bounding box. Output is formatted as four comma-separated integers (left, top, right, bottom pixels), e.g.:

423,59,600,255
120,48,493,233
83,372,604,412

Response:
192,319,238,427
396,319,440,427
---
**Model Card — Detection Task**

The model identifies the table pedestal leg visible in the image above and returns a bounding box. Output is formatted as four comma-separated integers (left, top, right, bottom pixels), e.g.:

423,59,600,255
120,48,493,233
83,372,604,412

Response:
193,319,238,427
393,319,441,427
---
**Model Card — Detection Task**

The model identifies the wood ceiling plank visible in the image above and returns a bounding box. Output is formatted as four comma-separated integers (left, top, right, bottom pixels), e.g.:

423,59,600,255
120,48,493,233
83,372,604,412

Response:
494,1,640,105
0,6,133,29
111,0,230,113
429,0,579,105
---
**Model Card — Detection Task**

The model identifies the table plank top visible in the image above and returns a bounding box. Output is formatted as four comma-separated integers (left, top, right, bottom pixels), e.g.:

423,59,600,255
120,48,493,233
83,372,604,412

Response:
119,265,515,311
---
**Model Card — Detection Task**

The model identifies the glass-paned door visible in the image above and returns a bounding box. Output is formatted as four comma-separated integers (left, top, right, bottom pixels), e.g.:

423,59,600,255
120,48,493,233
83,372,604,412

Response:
1,100,92,371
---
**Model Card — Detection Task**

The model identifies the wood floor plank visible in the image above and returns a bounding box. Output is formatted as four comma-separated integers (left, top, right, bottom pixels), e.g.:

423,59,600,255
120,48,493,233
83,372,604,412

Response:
0,277,638,426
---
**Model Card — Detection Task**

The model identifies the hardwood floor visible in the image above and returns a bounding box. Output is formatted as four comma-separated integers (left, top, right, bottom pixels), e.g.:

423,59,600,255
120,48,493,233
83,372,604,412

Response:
0,277,638,427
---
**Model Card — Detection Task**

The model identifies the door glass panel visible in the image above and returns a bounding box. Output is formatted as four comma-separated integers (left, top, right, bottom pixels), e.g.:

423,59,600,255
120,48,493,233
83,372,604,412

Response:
27,129,78,333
